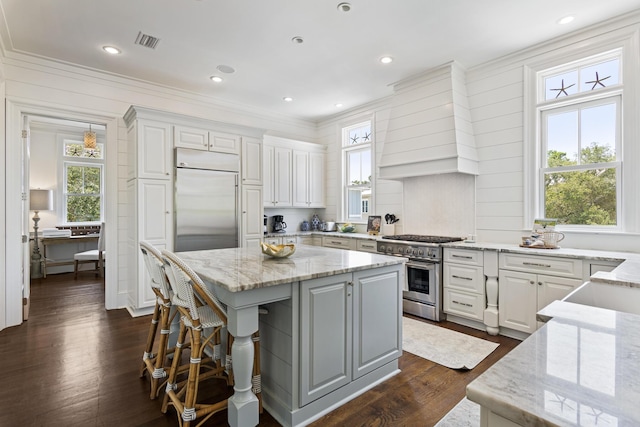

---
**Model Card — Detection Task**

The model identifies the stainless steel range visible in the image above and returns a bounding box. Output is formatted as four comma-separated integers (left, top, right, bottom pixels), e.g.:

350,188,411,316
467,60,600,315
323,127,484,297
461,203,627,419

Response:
377,234,463,322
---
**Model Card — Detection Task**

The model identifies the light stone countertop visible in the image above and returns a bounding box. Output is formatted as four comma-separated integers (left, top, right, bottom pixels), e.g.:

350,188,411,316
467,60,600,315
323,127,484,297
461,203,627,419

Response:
467,305,640,426
176,244,407,292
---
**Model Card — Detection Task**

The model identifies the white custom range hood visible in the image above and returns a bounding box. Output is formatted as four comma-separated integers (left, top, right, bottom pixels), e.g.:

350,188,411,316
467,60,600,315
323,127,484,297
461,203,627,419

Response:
378,61,478,180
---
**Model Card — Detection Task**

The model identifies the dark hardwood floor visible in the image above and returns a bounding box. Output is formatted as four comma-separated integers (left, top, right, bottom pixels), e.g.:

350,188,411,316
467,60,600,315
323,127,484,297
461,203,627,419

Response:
0,273,520,426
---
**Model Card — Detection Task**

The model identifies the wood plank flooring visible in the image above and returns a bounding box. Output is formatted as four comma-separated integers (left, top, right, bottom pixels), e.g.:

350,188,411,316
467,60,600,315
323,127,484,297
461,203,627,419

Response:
0,273,520,426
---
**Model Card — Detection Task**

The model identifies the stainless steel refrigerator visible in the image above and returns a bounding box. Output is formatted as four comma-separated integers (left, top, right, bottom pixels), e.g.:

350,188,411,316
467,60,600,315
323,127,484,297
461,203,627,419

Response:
174,148,239,252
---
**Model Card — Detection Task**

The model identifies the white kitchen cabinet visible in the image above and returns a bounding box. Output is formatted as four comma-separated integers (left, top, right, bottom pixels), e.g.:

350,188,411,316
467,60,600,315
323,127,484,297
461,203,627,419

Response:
241,136,262,186
323,236,356,250
126,179,173,312
299,236,321,246
292,149,325,208
499,253,583,334
299,265,401,406
127,119,172,180
174,125,240,154
443,248,486,322
263,144,292,207
241,185,263,248
124,106,175,315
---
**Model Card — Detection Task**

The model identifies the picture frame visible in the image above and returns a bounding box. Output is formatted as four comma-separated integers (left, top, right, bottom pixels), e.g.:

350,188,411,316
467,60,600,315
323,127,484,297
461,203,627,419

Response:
367,215,382,235
532,218,557,234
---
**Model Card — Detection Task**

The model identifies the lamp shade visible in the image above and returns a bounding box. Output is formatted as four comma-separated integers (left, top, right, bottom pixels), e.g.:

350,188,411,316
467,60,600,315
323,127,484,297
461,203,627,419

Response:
30,189,53,211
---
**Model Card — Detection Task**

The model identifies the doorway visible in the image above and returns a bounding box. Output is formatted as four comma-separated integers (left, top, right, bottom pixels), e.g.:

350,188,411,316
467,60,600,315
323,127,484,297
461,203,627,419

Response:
3,100,119,330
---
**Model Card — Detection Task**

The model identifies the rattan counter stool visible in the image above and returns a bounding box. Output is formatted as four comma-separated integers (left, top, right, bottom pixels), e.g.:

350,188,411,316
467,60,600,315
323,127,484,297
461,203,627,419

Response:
160,249,235,427
139,241,185,399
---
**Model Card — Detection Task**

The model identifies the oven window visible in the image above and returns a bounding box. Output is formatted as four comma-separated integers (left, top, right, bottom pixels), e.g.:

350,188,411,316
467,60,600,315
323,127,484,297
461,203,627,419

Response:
407,266,433,295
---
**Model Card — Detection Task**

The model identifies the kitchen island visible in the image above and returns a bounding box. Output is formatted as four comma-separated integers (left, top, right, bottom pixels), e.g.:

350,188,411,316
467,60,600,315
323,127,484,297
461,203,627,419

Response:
177,245,406,427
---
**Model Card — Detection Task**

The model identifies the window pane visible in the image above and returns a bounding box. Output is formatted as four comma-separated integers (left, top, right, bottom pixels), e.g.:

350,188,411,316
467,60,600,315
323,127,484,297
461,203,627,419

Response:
67,166,101,194
547,111,578,165
347,149,371,185
545,71,578,100
67,195,101,222
347,123,372,146
579,59,620,92
347,189,362,219
580,103,616,163
545,168,617,225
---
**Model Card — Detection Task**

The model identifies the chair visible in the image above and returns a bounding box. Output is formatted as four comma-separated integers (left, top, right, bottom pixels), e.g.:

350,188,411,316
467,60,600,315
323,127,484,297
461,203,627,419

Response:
160,249,234,427
139,241,181,399
73,222,105,279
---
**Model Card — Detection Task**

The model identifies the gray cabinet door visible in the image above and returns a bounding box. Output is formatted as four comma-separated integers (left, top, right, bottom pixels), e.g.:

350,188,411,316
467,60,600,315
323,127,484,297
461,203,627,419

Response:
300,273,352,406
352,266,402,379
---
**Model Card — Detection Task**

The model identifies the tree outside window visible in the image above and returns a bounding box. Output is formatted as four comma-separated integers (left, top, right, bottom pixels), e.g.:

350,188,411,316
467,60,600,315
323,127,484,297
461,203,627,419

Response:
62,139,104,223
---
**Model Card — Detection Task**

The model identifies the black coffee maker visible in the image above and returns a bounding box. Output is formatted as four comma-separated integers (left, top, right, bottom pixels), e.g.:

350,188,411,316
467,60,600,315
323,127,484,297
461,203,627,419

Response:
272,215,287,233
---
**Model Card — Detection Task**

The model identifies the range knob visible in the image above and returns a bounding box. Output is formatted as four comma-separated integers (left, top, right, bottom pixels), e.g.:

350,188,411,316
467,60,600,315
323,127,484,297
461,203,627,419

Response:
417,249,424,256
379,245,385,252
397,247,404,254
386,247,393,253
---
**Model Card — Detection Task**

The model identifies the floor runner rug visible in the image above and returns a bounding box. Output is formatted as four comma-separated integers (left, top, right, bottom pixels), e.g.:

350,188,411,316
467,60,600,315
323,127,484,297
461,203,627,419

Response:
402,316,499,370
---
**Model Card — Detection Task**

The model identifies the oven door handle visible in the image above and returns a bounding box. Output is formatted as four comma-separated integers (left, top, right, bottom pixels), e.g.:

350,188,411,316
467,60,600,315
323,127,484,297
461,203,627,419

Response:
405,261,438,271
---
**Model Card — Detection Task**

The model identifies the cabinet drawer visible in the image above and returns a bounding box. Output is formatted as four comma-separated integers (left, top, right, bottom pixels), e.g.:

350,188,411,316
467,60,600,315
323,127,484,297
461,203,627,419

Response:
443,263,485,294
356,240,378,253
323,236,355,250
443,288,484,321
499,253,583,279
444,248,483,266
282,236,298,244
263,237,281,245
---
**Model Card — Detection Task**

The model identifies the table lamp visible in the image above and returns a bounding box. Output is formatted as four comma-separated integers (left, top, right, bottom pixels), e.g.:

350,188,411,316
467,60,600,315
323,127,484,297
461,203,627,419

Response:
30,189,53,279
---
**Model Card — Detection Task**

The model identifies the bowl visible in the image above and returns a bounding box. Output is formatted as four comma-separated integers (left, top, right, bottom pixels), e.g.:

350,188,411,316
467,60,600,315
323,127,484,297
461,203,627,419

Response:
260,242,296,258
340,223,356,233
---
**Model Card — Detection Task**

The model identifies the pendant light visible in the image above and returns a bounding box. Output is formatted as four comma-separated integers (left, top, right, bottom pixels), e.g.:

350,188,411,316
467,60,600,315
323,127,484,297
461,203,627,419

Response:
84,124,96,149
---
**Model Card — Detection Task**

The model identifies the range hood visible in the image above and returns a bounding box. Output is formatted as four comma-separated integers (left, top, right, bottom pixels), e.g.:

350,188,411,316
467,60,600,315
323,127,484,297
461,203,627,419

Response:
378,61,478,180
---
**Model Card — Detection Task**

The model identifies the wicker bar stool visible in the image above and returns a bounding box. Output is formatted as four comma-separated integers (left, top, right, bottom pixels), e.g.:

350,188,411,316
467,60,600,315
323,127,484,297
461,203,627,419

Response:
160,249,234,427
138,241,182,399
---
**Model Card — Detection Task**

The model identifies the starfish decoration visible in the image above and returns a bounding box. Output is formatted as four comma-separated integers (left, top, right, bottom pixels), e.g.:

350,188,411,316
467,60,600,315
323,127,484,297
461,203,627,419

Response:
550,79,576,98
363,132,371,142
350,135,359,144
85,149,98,158
69,146,83,156
585,72,610,90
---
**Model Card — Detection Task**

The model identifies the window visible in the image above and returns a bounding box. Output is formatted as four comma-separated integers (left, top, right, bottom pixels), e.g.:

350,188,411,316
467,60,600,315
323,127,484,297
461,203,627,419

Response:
342,120,373,222
62,139,104,223
536,51,622,228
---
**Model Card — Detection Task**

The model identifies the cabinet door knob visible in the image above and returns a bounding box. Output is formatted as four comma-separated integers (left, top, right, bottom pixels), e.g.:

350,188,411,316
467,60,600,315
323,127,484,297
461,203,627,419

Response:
538,281,542,286
529,280,535,285
165,211,170,214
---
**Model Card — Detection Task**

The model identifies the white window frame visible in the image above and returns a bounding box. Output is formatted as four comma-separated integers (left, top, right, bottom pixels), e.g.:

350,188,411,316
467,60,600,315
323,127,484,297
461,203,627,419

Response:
340,118,374,223
58,136,105,224
524,34,640,233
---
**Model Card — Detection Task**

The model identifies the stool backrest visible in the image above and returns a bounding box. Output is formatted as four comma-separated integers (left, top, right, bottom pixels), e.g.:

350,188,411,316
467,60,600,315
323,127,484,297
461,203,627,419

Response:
139,241,172,300
161,249,227,323
97,222,105,253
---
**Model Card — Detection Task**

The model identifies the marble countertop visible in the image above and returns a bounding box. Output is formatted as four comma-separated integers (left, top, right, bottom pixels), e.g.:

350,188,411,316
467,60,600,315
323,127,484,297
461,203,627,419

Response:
176,244,407,292
467,306,640,426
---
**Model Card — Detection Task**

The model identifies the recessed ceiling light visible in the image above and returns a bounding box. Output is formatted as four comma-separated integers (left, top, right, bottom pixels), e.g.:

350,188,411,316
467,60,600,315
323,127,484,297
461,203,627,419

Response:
216,64,235,74
283,97,293,102
103,46,121,55
291,36,304,44
380,56,393,64
558,15,575,25
335,103,343,108
337,2,351,12
210,76,223,83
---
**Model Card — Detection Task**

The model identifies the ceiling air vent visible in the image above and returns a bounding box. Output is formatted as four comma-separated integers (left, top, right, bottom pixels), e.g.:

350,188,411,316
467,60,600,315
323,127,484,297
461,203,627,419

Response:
134,32,160,49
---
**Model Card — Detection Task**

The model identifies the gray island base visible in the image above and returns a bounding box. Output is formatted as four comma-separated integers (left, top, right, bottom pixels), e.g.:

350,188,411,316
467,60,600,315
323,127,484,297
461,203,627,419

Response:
177,245,407,427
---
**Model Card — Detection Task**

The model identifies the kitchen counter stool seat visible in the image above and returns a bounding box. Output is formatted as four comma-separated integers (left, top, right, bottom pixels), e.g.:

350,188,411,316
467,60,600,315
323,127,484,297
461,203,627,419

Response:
139,241,183,399
160,249,234,427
